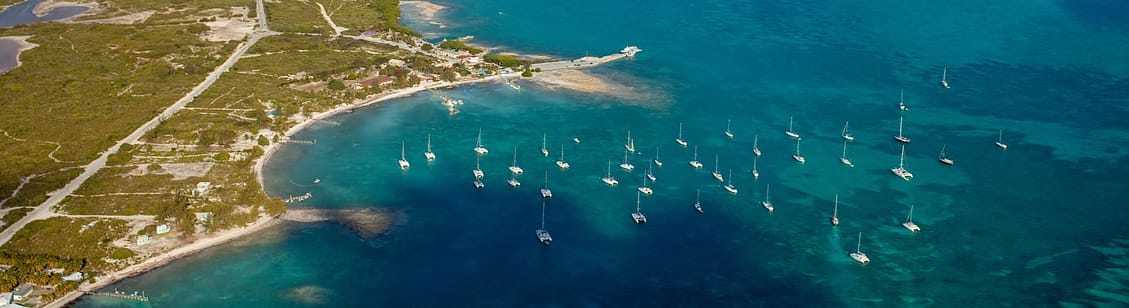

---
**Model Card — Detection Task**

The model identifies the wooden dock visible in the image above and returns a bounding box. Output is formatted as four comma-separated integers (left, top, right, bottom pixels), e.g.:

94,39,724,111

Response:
87,290,149,302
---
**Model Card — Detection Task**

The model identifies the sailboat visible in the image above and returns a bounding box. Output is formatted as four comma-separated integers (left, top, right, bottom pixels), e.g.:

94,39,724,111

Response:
724,119,734,138
535,200,552,244
689,146,703,168
398,141,410,169
675,122,688,147
995,129,1008,149
313,178,321,184
619,148,635,171
841,121,854,141
940,67,950,89
638,173,653,195
474,178,484,189
751,155,759,179
541,171,553,198
891,144,913,181
792,138,806,164
474,128,489,154
653,146,663,167
893,116,911,143
762,184,774,212
601,160,619,186
830,194,840,226
723,169,737,194
785,116,801,139
508,146,524,175
624,130,635,153
902,204,921,232
631,191,647,224
424,133,436,161
473,155,485,179
507,176,521,187
752,134,762,157
938,144,954,166
898,89,908,111
840,140,854,167
555,144,570,169
849,232,870,264
693,189,703,213
711,155,724,181
541,133,549,157
645,163,656,182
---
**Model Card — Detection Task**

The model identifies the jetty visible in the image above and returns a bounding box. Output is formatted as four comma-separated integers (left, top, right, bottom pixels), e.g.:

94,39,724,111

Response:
283,192,312,203
86,290,149,302
279,138,316,145
531,46,641,72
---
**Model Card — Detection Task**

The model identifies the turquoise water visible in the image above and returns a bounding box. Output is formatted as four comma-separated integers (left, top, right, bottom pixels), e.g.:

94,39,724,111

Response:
78,0,1129,306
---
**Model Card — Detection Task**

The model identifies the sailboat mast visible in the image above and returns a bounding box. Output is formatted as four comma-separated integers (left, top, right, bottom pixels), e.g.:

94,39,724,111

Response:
898,117,904,137
727,169,733,185
906,204,914,223
842,141,848,159
540,200,547,229
427,134,432,152
788,116,794,131
833,194,839,216
766,184,771,202
477,128,482,146
856,232,862,253
635,192,642,213
400,141,405,159
899,145,906,168
559,144,565,160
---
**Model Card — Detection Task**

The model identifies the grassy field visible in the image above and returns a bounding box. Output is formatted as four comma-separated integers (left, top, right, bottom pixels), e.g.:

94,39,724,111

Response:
265,0,330,34
3,217,130,269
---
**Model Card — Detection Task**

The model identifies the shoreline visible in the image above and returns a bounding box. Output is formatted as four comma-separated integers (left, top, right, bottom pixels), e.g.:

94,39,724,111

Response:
31,0,99,20
0,36,38,74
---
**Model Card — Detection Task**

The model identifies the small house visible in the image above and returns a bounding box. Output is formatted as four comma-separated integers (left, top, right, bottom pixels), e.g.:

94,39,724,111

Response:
12,284,32,301
156,224,171,235
61,272,84,282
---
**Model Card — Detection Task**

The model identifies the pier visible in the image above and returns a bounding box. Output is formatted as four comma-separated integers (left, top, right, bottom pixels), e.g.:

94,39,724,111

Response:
87,290,149,302
280,138,316,145
284,192,312,203
531,46,640,72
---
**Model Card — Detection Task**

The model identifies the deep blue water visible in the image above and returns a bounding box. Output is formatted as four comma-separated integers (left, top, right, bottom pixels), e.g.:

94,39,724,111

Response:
79,0,1129,306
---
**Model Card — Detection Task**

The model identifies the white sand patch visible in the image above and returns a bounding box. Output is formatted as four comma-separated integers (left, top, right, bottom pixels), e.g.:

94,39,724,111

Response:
73,10,154,25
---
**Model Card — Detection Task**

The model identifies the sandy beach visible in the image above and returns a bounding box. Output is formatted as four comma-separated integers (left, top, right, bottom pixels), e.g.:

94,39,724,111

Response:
0,36,38,74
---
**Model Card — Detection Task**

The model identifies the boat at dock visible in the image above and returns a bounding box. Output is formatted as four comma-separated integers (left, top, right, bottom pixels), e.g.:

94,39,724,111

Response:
785,116,801,139
398,141,410,169
602,160,619,186
509,146,524,175
849,232,870,264
894,116,911,143
555,144,570,169
536,200,552,244
689,145,703,168
474,128,489,154
891,144,913,181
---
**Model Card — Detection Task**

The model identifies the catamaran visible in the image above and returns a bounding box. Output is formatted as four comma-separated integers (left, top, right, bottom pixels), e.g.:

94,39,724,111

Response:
891,144,913,181
473,155,484,179
675,122,688,147
903,204,921,232
535,200,552,244
509,146,524,175
555,144,570,169
751,155,760,179
631,191,647,224
602,160,619,186
762,184,774,212
474,179,484,189
941,67,950,89
507,176,521,187
541,133,549,157
474,128,489,154
624,130,635,153
841,121,854,141
541,171,552,198
689,189,702,213
752,134,762,157
724,119,734,138
620,148,635,171
894,116,911,143
793,138,806,164
938,144,954,166
995,129,1008,149
830,194,840,226
398,141,410,169
638,173,653,195
723,169,737,194
689,145,704,168
424,133,436,161
849,232,870,264
653,146,663,167
898,89,908,111
785,116,801,139
840,140,853,167
711,155,724,182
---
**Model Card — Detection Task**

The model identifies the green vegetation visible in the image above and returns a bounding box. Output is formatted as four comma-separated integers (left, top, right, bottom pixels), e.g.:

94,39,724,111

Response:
522,70,533,78
264,0,328,34
1,208,32,232
438,40,483,54
108,247,134,260
62,194,172,216
3,217,130,269
485,54,528,68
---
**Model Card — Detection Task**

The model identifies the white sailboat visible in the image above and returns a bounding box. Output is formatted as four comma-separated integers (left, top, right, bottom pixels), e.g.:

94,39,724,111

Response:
619,148,635,171
473,155,485,179
675,122,688,147
752,134,762,157
891,144,913,181
840,140,854,167
507,176,521,187
751,155,759,179
541,133,549,157
841,121,854,141
792,138,806,164
830,194,840,226
785,116,801,139
508,146,524,175
762,184,774,212
541,171,552,198
624,130,635,153
555,144,570,169
894,116,911,143
424,133,436,161
941,67,950,89
631,191,647,224
535,200,552,244
711,155,724,182
689,145,704,168
638,173,653,195
902,204,921,232
723,169,737,194
474,128,489,154
995,129,1008,149
849,232,870,264
724,119,734,138
474,179,484,189
938,144,954,166
601,160,619,186
693,189,703,213
398,141,410,169
645,163,656,182
898,89,908,111
313,178,321,184
653,146,663,167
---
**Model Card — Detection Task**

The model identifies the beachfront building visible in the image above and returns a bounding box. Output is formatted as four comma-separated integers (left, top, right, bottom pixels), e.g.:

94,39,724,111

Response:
156,224,171,235
11,284,32,301
61,272,84,282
